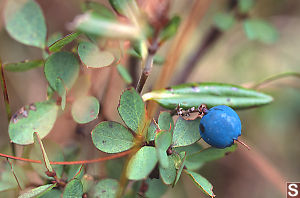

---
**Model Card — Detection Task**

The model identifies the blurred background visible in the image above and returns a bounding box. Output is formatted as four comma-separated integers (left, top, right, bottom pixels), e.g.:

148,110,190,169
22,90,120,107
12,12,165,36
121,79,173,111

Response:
0,0,299,197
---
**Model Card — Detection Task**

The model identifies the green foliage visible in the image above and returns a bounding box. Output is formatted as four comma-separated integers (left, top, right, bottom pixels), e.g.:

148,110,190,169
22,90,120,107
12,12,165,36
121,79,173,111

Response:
145,179,168,198
81,1,116,20
117,64,133,84
118,88,145,133
63,179,83,198
160,16,181,42
173,152,186,187
132,40,147,59
39,189,61,198
71,96,100,124
214,13,235,31
48,32,81,52
158,111,174,132
78,41,115,68
19,184,56,198
4,60,43,72
243,19,279,44
4,0,46,48
155,130,172,168
108,0,128,16
9,101,58,145
0,163,27,192
238,0,255,13
159,156,176,185
143,82,273,110
91,121,134,153
92,178,119,198
146,122,157,142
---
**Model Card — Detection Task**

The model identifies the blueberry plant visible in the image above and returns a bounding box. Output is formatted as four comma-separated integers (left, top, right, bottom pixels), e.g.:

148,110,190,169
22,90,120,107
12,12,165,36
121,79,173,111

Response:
0,0,290,197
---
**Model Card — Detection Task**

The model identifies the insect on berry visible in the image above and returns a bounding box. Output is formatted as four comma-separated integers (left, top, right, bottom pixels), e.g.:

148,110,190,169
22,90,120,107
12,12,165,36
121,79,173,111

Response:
199,105,249,149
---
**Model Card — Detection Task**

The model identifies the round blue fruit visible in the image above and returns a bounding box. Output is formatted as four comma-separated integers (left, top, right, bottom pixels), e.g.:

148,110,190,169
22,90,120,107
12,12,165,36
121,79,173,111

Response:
199,105,241,148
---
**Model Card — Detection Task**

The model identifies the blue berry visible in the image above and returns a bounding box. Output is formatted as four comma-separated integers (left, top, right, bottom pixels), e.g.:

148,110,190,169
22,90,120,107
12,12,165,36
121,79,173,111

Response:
199,105,241,148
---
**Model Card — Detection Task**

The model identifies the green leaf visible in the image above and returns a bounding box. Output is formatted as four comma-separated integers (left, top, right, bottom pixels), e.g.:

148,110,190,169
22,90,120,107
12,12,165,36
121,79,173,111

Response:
159,156,176,185
63,179,83,198
9,101,58,145
184,170,215,197
243,19,278,44
173,152,186,187
92,179,119,198
153,55,165,65
39,189,61,198
132,40,147,59
4,60,43,72
78,41,115,68
55,78,67,110
47,32,63,47
155,130,172,168
72,12,140,39
127,146,158,180
44,52,80,91
0,163,27,192
108,0,127,16
238,0,255,13
30,140,65,179
4,0,46,48
106,158,125,179
67,165,84,181
145,178,168,198
18,184,56,198
118,88,145,133
91,121,134,153
81,1,116,20
146,122,157,142
158,111,174,132
143,82,273,110
213,13,235,31
185,144,237,170
174,143,203,170
81,174,94,193
160,16,181,42
48,32,81,52
71,96,100,124
117,64,133,84
172,117,201,147
33,132,53,172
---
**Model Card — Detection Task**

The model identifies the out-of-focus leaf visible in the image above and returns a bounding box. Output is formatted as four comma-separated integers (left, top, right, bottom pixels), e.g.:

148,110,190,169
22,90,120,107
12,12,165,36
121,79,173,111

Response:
160,16,181,42
142,82,273,110
213,13,235,31
9,101,58,145
78,41,115,68
145,178,168,198
48,32,81,52
33,132,53,172
243,19,278,44
63,179,83,198
108,0,128,16
18,184,56,198
184,170,215,197
91,121,134,153
127,146,158,180
92,178,118,198
4,60,43,72
39,189,61,198
71,96,100,124
4,0,46,48
81,1,116,20
47,32,63,47
0,163,27,192
159,156,176,185
117,64,133,84
238,0,255,13
132,40,147,59
81,174,94,193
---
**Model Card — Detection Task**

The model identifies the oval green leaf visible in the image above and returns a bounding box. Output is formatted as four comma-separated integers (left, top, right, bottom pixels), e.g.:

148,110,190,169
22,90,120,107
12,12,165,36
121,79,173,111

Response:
184,170,215,197
78,41,114,68
127,146,158,180
213,13,235,31
238,0,254,13
145,178,168,198
63,179,83,198
91,121,134,153
172,117,201,147
71,96,100,124
9,101,58,145
81,1,116,20
142,82,273,110
92,179,119,198
39,189,61,198
19,184,56,198
243,19,279,44
4,0,46,48
155,130,172,168
44,52,80,91
159,156,176,185
4,60,43,72
159,16,181,42
117,64,133,84
158,111,174,132
48,32,81,52
118,88,145,133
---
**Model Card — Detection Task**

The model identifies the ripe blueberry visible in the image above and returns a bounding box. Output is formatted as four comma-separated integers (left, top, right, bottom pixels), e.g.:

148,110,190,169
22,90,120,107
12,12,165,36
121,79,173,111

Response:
199,105,241,148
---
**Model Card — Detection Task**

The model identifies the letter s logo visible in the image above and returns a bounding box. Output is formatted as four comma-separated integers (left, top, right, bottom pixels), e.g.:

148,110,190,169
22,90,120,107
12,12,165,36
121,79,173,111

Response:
288,184,299,197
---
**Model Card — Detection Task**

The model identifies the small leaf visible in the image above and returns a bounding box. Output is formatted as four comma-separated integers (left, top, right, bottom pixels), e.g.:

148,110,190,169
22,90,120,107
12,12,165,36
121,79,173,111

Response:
92,178,119,198
118,88,145,133
184,170,215,197
91,121,134,153
4,60,43,72
9,101,58,145
145,178,168,198
4,0,46,48
243,19,278,44
158,111,174,132
81,174,94,193
63,179,83,198
160,16,181,42
67,165,84,181
108,0,127,16
39,189,61,198
213,13,235,31
146,122,157,142
173,152,186,187
174,143,203,170
55,78,67,110
155,130,172,168
48,32,81,52
238,0,255,13
132,40,147,59
72,12,140,39
81,1,116,20
44,52,80,91
33,132,53,172
71,96,100,124
78,41,114,68
47,32,63,47
127,146,158,180
117,64,133,84
159,156,176,185
172,117,201,147
18,184,56,198
142,82,273,110
153,55,165,65
185,144,237,170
